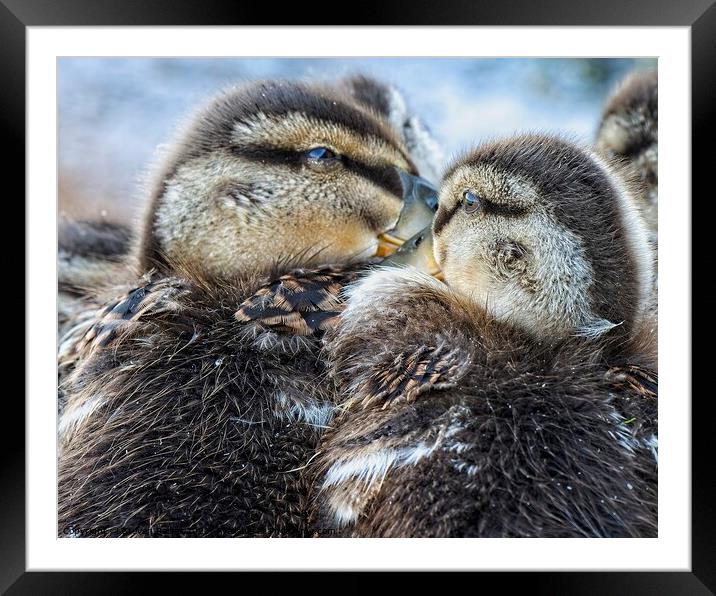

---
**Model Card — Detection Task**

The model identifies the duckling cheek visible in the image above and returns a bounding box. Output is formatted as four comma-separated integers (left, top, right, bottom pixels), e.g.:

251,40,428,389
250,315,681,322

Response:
305,219,381,265
432,235,449,270
358,238,380,262
363,190,404,234
437,235,496,297
346,224,392,262
430,242,460,288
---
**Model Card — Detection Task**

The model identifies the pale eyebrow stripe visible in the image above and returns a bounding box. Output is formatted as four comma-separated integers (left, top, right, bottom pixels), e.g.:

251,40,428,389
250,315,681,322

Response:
231,111,413,172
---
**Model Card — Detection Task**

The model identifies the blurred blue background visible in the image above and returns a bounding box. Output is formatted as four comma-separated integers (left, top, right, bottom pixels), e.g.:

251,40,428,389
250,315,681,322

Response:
58,57,656,223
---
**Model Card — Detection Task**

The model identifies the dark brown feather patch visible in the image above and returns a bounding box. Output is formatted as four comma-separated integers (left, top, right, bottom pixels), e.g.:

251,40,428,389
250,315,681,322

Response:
605,365,658,399
73,277,185,358
354,344,465,410
234,267,359,337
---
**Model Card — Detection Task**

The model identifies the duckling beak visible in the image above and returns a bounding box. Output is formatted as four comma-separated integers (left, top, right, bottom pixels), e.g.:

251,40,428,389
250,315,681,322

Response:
382,225,443,279
376,171,438,257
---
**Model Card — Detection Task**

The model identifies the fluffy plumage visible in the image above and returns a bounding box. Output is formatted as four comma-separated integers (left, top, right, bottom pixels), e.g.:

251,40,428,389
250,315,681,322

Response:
434,134,654,341
311,268,657,537
310,135,658,537
58,263,358,537
57,76,441,537
57,75,442,341
341,75,445,183
58,218,132,337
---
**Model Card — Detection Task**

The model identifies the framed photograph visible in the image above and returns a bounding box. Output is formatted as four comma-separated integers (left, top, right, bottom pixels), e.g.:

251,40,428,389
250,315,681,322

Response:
11,0,706,591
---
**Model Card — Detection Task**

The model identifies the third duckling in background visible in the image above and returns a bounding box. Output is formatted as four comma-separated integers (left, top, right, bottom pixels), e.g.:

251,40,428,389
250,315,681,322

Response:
596,68,658,243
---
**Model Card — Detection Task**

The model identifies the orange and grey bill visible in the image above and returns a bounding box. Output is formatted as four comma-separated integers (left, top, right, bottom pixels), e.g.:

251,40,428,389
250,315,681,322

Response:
375,171,438,258
375,232,405,257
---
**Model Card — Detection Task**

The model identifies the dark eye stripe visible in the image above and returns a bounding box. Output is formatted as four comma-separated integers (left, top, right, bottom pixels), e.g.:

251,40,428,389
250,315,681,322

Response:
432,202,460,236
433,196,528,236
344,157,403,198
231,145,298,164
485,201,529,217
230,145,403,199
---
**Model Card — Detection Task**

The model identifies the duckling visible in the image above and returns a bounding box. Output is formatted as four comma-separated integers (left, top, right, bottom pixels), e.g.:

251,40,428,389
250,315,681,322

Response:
57,76,438,397
310,134,658,537
596,68,657,239
57,78,438,537
56,75,442,338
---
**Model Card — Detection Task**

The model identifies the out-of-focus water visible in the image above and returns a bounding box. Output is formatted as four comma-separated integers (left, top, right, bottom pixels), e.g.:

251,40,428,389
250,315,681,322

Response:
58,57,656,222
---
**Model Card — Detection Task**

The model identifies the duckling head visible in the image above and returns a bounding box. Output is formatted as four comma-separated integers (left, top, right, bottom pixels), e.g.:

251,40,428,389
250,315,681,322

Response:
596,68,658,232
135,79,436,278
431,134,653,341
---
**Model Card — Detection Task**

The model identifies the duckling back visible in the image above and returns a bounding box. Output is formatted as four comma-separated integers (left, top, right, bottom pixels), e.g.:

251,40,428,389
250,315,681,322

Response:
309,267,658,537
58,265,360,536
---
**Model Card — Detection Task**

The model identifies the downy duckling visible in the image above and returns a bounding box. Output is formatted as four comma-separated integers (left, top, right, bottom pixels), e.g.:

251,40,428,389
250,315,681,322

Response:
57,77,438,537
596,68,657,240
311,134,658,537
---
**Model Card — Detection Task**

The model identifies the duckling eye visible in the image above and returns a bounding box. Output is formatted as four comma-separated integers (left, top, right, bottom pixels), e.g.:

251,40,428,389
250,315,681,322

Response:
462,190,483,214
306,147,338,160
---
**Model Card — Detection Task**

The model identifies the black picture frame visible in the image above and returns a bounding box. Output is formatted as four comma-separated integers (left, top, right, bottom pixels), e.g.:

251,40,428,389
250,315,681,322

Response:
9,0,706,591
